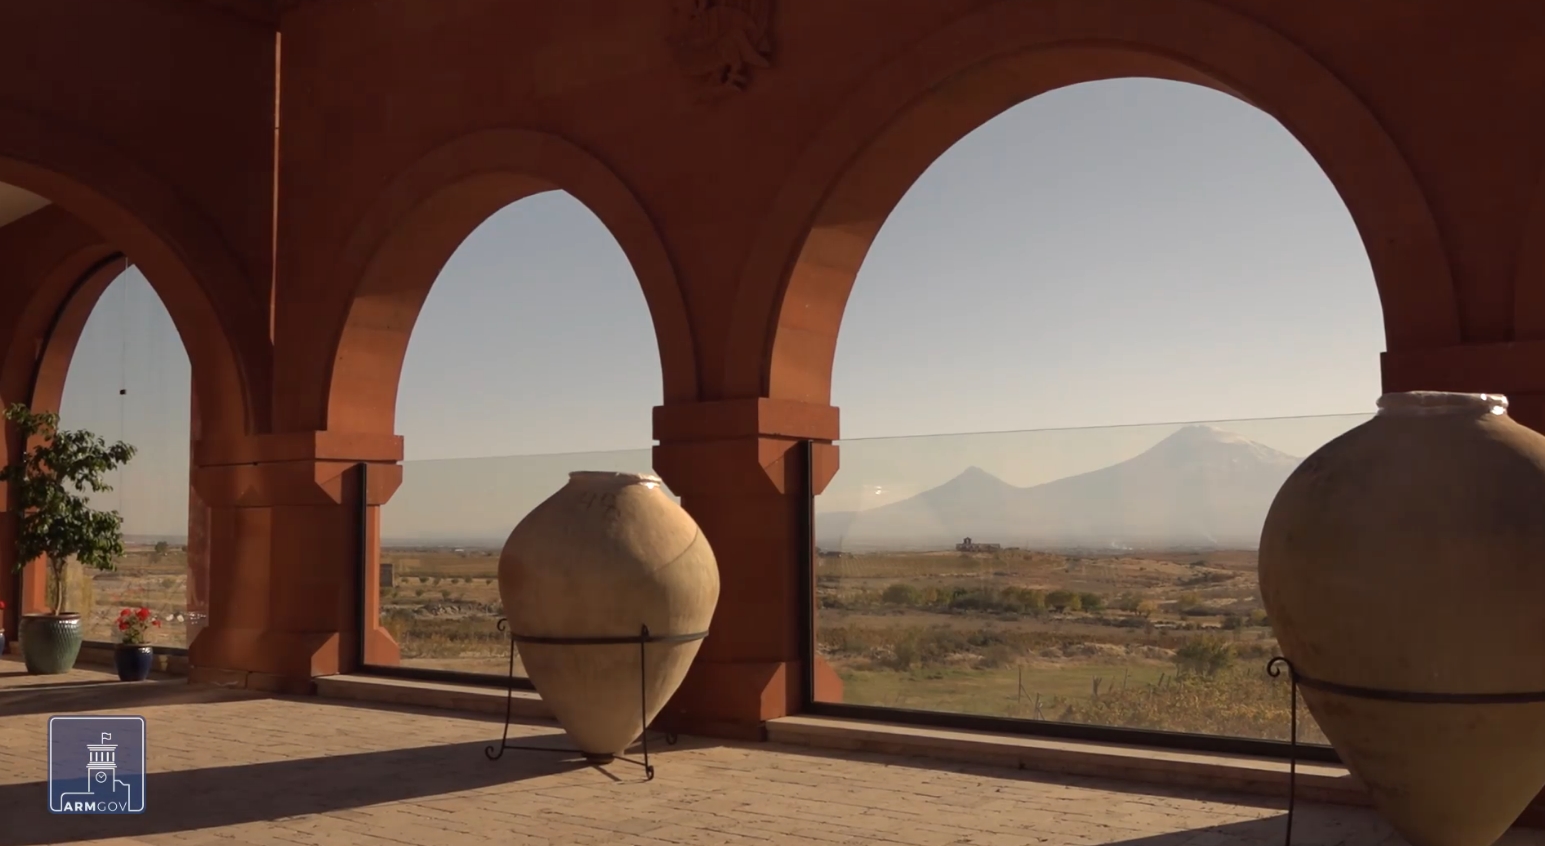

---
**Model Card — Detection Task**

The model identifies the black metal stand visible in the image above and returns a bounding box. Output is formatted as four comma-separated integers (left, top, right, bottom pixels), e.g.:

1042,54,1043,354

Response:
1266,656,1545,846
484,618,707,780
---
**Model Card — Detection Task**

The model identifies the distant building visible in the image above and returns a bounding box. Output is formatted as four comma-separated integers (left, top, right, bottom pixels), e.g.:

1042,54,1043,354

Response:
956,537,1002,553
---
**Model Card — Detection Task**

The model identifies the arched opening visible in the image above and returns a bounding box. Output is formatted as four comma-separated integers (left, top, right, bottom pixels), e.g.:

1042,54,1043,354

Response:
0,147,259,658
55,262,198,649
319,131,688,682
811,80,1379,750
753,1,1456,756
376,192,663,679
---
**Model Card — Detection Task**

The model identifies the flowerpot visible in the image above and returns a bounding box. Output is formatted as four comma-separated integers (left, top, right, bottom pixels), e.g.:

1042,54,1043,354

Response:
114,644,154,682
19,613,83,675
499,471,719,760
1259,392,1545,846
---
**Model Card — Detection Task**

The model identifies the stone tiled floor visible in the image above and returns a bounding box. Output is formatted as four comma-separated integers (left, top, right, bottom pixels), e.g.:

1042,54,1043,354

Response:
1,658,1540,846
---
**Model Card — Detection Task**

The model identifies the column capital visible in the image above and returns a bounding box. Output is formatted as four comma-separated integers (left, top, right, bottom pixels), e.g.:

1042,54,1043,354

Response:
1381,341,1545,394
193,454,402,509
195,430,404,468
653,398,839,443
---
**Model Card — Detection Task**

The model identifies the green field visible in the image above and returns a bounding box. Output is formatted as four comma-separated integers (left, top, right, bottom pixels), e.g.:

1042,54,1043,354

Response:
375,544,1325,744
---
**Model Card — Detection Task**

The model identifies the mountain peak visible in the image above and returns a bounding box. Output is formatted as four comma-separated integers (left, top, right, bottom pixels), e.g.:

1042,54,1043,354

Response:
1156,425,1247,447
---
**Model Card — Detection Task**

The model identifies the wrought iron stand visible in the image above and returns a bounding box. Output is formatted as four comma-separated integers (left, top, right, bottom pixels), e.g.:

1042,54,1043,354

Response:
1266,656,1545,846
484,618,707,780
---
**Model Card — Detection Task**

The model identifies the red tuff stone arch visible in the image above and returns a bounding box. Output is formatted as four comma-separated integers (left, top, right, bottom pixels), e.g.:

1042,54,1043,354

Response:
0,106,268,442
18,251,133,418
724,0,1459,404
323,128,697,435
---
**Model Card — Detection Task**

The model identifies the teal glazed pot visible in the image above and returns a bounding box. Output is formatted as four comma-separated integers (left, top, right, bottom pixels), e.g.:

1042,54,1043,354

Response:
20,612,83,675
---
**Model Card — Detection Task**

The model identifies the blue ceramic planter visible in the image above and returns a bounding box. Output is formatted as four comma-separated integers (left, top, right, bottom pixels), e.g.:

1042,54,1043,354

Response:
114,643,154,682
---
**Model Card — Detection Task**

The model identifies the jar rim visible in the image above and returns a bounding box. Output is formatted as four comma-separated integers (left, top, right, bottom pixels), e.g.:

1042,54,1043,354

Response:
1375,391,1508,416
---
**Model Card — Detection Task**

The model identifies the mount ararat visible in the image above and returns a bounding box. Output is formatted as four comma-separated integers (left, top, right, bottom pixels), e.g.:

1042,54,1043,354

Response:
816,425,1303,551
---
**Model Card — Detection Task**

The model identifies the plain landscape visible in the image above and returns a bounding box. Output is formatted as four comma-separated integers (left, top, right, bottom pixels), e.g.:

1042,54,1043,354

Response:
60,424,1327,744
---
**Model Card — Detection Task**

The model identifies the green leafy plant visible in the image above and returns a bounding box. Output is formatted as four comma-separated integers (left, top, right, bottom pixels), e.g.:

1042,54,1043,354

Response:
1,404,136,616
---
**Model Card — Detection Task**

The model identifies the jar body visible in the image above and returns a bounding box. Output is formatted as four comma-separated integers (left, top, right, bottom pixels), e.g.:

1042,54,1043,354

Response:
1260,392,1545,846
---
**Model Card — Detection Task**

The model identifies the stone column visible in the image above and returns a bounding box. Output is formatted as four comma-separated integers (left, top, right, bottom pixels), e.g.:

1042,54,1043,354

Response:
186,432,402,692
186,383,210,646
1381,343,1545,432
650,398,844,739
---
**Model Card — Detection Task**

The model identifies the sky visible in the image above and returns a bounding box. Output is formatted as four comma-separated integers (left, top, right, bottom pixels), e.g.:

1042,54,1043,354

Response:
57,78,1384,540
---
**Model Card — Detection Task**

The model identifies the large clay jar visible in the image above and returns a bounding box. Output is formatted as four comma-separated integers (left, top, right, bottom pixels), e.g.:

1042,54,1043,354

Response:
1260,392,1545,846
498,471,718,761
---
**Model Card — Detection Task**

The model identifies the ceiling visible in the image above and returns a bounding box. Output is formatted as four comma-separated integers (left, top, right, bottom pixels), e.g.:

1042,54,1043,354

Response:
0,183,49,229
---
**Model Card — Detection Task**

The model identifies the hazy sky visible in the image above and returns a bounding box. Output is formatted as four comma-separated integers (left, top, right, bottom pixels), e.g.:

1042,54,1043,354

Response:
58,79,1384,538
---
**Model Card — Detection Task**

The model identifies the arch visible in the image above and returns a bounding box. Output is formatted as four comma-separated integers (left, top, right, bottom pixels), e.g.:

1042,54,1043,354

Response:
0,105,267,443
324,129,696,435
724,0,1458,404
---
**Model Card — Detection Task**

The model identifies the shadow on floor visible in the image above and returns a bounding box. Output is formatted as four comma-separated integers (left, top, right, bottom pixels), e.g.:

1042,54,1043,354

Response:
1,737,610,845
760,738,1299,812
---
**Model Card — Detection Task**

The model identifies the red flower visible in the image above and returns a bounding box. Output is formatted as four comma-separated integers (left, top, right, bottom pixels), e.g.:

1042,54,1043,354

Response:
0,600,6,610
136,608,150,620
151,620,161,627
117,621,127,630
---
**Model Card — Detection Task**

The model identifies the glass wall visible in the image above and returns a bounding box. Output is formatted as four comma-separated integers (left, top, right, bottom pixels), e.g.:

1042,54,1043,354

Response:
57,266,194,649
375,448,658,678
812,413,1370,744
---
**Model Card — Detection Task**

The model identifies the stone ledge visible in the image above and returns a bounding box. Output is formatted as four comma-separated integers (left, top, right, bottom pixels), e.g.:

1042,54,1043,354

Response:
313,673,553,720
767,715,1365,807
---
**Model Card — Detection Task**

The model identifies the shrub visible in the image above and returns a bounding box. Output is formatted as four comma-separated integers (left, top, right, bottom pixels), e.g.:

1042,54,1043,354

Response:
1174,635,1234,678
1078,592,1104,612
881,583,923,606
1046,590,1081,612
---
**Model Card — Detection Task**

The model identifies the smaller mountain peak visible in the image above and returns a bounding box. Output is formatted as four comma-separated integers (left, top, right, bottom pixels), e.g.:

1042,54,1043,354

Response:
937,465,1014,490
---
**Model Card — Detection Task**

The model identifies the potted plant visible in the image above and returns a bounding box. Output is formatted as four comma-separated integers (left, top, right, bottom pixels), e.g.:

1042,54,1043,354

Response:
113,606,160,681
0,403,135,675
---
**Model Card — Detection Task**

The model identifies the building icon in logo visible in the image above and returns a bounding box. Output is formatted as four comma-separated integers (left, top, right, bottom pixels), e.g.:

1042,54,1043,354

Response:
48,716,146,814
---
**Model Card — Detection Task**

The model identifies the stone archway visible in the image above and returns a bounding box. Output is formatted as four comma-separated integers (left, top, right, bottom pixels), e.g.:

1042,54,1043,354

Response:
0,105,267,644
320,128,696,437
0,105,269,443
723,0,1458,405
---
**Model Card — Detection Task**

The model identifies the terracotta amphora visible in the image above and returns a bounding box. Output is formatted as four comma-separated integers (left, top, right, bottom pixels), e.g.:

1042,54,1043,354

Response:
1260,392,1545,846
499,471,719,761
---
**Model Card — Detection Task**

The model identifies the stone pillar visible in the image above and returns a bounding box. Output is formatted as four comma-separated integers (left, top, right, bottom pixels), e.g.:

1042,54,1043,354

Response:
186,432,402,692
186,383,210,645
650,398,843,739
1381,342,1545,432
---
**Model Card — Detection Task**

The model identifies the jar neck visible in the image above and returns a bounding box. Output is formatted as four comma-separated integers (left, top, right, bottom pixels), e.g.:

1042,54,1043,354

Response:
1375,391,1508,418
567,470,663,491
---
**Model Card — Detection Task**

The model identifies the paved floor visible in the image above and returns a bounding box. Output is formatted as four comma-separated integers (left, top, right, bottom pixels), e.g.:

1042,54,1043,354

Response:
1,657,1539,846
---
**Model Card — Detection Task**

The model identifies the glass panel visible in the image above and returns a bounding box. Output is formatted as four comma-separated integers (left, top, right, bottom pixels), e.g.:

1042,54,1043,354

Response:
376,447,659,677
814,413,1370,744
56,266,193,649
